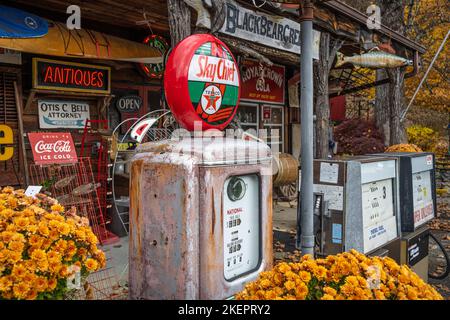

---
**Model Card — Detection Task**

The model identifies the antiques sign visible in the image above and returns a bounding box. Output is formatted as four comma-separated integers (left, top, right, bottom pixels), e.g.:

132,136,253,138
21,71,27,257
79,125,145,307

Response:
28,132,78,165
38,100,90,129
33,58,111,94
240,59,285,104
220,0,320,59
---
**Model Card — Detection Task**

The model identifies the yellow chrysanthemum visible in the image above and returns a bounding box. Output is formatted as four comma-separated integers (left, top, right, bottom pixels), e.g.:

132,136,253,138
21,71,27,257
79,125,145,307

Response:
26,289,38,300
298,270,311,283
7,251,22,263
14,217,30,230
34,277,48,292
47,278,58,291
12,282,30,299
50,204,65,213
11,264,27,278
31,249,46,261
0,276,13,291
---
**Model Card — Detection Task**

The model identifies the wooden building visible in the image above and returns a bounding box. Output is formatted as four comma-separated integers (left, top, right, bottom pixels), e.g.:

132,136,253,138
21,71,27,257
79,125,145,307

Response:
0,0,425,196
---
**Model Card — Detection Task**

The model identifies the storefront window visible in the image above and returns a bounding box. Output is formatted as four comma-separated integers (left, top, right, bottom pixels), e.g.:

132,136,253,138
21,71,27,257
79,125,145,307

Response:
236,104,258,132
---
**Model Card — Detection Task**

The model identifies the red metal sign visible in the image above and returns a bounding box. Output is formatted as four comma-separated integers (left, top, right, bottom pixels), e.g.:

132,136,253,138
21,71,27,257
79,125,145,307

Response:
240,59,285,105
263,106,272,120
28,132,78,165
164,34,240,131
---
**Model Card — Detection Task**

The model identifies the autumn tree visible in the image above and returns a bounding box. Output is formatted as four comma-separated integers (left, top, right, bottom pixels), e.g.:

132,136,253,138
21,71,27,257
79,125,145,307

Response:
404,0,449,135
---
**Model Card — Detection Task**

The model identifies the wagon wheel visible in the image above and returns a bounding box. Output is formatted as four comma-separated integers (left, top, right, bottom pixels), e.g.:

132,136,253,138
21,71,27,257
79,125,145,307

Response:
278,181,298,202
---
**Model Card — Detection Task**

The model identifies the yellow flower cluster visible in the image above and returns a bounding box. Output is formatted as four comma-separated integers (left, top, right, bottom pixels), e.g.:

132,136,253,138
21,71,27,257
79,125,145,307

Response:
0,186,106,300
236,250,443,300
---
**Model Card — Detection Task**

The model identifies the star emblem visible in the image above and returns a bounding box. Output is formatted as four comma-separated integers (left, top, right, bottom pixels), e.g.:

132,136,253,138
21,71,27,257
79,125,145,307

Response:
202,87,220,112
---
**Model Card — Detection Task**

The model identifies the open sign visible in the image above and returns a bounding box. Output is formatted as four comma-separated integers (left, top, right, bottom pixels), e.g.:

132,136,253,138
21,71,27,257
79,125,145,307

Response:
116,95,142,113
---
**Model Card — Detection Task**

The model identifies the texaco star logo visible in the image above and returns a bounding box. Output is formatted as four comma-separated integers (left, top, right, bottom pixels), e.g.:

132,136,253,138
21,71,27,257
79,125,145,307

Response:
201,85,222,115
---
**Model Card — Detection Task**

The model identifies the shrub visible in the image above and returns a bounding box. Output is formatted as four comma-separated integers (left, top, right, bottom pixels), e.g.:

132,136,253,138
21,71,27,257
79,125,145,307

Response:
236,250,443,300
0,187,106,300
334,119,385,155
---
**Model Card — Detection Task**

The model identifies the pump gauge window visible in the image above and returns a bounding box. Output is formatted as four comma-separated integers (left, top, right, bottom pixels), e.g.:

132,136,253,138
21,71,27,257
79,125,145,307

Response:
227,177,247,201
223,174,260,281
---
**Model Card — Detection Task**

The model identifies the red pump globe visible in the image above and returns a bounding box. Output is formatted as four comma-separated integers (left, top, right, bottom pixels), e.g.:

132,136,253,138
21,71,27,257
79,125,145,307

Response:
164,34,241,131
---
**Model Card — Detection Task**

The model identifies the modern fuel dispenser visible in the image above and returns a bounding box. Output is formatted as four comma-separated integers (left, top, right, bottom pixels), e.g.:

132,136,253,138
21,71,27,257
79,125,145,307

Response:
371,152,436,281
310,156,401,257
128,34,273,300
128,136,273,299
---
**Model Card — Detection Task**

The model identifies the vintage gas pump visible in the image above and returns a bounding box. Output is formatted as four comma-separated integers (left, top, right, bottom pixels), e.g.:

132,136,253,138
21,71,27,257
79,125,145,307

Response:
372,152,437,281
310,156,401,257
128,34,273,299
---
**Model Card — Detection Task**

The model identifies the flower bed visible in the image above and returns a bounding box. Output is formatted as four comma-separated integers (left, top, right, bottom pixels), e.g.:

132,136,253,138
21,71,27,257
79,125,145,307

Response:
0,186,106,300
236,250,443,300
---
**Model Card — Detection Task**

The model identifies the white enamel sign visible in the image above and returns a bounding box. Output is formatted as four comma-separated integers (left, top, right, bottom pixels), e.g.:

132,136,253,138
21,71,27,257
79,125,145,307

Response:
38,100,90,129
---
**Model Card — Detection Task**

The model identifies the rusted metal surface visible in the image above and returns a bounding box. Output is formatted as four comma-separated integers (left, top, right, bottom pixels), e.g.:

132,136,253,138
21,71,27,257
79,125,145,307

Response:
129,153,200,299
129,137,272,300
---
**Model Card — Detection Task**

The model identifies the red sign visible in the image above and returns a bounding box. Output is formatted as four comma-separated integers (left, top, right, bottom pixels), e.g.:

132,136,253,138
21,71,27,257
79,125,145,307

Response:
240,59,285,105
263,106,272,120
28,132,78,165
330,95,346,121
164,34,240,131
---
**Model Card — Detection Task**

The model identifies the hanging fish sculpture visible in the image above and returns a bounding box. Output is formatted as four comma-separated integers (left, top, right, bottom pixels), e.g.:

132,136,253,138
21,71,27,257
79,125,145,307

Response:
335,51,413,69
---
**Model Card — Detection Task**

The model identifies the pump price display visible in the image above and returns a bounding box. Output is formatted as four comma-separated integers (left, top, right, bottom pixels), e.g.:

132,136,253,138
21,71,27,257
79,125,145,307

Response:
223,175,260,280
361,178,398,253
412,170,434,228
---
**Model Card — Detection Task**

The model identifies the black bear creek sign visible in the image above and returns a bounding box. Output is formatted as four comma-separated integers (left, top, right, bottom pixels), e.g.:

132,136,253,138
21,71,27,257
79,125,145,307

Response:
219,0,320,59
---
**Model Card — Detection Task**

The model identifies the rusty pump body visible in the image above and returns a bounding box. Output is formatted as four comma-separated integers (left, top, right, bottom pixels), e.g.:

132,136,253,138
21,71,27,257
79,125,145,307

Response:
129,136,273,299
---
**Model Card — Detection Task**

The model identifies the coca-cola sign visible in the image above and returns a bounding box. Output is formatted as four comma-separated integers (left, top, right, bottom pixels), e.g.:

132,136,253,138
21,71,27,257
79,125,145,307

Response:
28,132,78,165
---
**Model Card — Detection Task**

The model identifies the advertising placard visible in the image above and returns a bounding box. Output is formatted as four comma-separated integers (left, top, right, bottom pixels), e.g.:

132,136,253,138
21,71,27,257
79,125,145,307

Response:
412,170,434,228
240,59,285,105
38,100,90,129
33,58,111,94
28,132,78,165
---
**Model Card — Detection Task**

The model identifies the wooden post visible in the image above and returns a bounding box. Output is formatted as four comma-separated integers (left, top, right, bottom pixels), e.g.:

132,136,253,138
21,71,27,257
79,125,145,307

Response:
13,81,30,186
314,33,343,159
167,0,191,47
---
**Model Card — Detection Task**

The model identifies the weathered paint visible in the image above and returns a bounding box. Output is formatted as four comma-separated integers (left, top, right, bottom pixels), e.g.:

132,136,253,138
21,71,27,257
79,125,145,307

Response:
129,152,200,299
129,137,272,300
